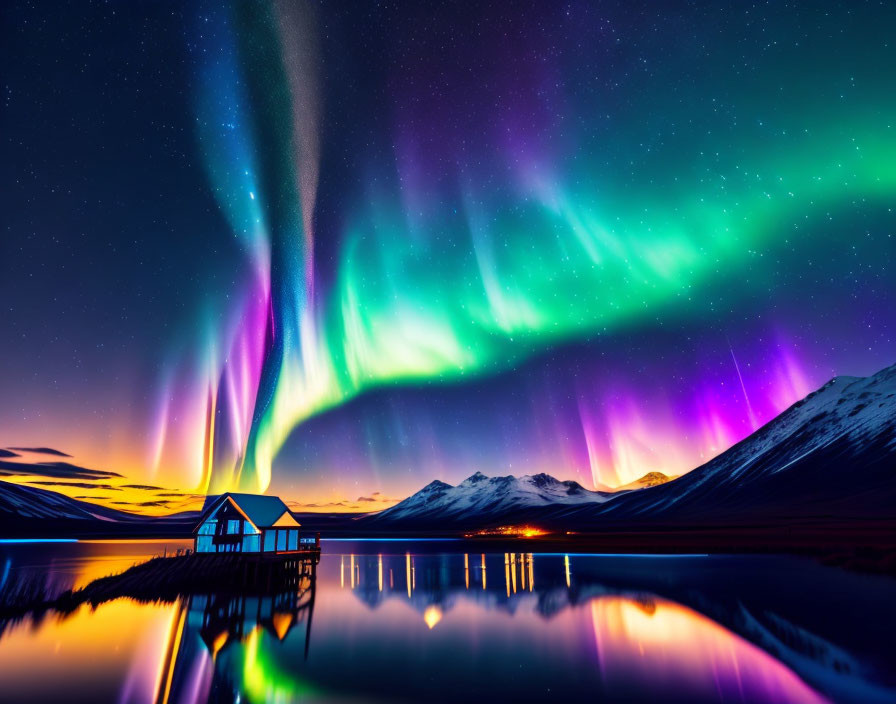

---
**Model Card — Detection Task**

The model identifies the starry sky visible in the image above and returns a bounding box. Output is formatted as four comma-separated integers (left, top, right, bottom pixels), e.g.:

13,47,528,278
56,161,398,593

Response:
1,1,894,512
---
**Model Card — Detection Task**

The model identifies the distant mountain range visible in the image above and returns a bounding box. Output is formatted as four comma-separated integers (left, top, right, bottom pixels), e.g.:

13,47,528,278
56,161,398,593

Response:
2,362,895,539
363,363,896,531
367,472,613,526
365,469,677,528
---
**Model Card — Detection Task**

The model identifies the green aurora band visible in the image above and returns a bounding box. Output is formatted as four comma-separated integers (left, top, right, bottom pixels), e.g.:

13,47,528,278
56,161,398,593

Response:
190,2,896,492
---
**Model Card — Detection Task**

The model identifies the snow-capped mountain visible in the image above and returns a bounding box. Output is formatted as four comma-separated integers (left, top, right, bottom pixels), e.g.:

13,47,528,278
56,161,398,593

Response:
365,471,613,527
365,363,896,530
579,362,896,526
601,471,678,492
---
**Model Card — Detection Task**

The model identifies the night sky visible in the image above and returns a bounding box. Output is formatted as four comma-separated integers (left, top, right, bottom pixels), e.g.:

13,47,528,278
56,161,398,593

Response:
2,1,894,511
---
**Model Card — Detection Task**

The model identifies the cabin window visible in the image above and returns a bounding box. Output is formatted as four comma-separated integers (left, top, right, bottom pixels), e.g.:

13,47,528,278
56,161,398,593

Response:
227,519,241,534
242,535,260,552
198,519,217,535
276,530,286,551
196,535,213,552
244,523,260,534
288,530,298,550
263,530,275,552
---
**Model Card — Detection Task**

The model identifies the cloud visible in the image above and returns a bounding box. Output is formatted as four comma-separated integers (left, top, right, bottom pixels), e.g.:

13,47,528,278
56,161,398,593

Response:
113,500,174,508
121,484,165,491
354,492,400,504
286,489,403,513
0,450,19,458
155,493,205,500
288,493,402,512
0,459,122,480
7,447,72,458
26,481,121,491
290,501,348,509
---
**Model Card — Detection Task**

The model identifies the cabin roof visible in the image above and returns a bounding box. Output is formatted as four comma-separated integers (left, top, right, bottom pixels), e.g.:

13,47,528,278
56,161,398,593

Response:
198,492,293,530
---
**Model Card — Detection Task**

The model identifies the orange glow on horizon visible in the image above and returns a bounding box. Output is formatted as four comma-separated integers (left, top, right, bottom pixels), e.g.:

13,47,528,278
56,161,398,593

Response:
0,470,401,517
1,472,205,517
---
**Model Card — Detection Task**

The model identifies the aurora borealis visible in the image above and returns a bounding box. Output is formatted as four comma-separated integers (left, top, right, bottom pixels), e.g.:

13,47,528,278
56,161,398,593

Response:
2,1,895,509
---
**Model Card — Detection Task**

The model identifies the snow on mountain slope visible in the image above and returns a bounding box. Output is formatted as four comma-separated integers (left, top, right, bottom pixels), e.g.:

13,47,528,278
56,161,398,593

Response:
368,471,613,526
366,363,896,529
567,363,896,525
0,480,198,535
0,480,138,522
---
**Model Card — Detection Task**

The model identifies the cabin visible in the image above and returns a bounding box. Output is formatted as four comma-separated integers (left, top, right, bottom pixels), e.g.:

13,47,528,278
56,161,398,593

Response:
194,492,319,555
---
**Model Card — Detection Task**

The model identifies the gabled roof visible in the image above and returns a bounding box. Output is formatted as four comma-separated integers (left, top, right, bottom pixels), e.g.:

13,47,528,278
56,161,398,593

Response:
199,492,294,529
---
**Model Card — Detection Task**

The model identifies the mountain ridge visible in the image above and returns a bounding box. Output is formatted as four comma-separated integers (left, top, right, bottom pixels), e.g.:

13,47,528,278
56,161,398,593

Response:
364,363,896,530
0,480,198,537
367,470,613,527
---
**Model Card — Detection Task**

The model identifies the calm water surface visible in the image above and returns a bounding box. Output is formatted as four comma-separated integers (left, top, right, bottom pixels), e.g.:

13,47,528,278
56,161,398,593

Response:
0,539,893,703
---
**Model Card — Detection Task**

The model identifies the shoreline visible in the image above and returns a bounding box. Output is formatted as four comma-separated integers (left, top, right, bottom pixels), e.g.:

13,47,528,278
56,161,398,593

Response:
3,522,893,575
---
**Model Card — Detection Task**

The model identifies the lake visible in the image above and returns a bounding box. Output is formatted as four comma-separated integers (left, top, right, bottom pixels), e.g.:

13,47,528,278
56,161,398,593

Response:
0,539,893,703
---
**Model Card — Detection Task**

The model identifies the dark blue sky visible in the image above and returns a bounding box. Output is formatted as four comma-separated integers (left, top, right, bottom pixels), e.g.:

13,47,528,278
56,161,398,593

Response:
2,1,895,508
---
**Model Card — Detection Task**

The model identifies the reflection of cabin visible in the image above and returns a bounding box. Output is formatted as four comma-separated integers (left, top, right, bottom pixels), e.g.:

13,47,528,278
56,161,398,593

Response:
194,492,319,554
194,589,311,655
153,560,318,701
192,556,316,656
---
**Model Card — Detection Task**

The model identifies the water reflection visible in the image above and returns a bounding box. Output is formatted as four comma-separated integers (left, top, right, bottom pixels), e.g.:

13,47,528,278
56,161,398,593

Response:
590,597,824,704
158,560,316,704
0,544,894,703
